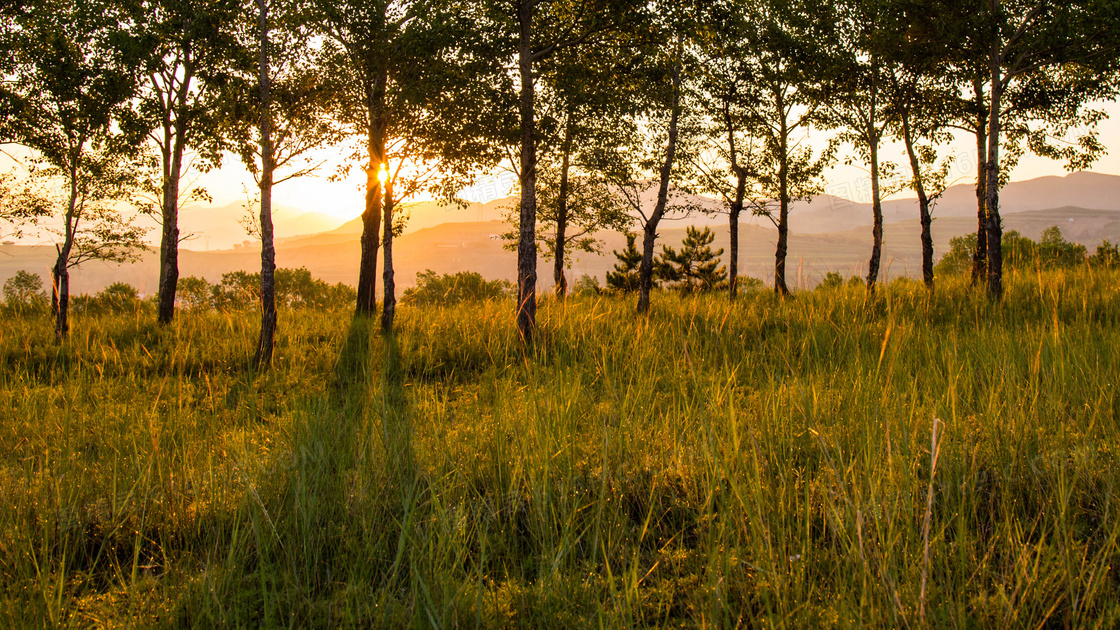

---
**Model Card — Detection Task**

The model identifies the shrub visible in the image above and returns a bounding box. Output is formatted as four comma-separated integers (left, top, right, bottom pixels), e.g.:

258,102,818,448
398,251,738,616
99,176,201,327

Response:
606,233,643,293
1090,240,1120,268
819,271,844,290
401,270,513,306
571,274,601,296
3,270,47,306
178,276,214,311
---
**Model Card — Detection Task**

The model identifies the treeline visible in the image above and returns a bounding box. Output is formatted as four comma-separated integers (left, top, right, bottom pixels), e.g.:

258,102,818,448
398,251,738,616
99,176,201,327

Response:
2,0,1119,359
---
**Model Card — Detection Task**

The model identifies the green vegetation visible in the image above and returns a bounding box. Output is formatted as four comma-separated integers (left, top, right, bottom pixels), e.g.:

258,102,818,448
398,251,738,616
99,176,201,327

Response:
401,270,515,306
1,269,1119,627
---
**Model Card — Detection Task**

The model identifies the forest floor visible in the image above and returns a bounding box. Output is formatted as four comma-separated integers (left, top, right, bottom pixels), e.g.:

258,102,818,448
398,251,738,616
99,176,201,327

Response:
2,270,1119,628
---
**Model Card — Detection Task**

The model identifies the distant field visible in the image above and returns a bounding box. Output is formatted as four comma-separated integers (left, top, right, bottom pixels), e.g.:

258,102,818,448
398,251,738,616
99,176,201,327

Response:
2,270,1119,627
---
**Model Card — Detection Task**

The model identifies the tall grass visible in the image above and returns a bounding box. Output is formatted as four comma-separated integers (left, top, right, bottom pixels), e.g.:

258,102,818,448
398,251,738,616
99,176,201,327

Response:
1,269,1119,627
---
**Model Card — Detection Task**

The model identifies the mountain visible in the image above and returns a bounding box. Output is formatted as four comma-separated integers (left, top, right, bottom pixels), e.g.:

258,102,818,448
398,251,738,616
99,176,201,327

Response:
139,202,347,251
5,172,1120,296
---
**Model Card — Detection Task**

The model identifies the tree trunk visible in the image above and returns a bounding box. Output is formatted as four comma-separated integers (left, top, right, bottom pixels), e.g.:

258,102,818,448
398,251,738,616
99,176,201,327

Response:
516,0,538,341
774,92,791,296
553,112,574,300
381,177,396,333
254,0,276,368
156,154,184,324
636,52,683,314
724,98,744,300
54,170,78,341
866,124,883,289
985,54,1003,299
155,67,194,326
970,81,989,285
356,71,387,316
900,108,934,288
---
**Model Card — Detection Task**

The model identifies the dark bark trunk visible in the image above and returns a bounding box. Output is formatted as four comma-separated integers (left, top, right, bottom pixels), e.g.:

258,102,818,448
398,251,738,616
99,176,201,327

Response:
254,0,276,368
516,0,538,342
381,178,396,333
356,71,387,316
774,92,791,296
724,97,744,300
971,83,989,285
866,126,883,289
865,66,884,292
985,56,1003,299
54,166,79,341
553,113,574,299
636,52,683,314
900,108,934,288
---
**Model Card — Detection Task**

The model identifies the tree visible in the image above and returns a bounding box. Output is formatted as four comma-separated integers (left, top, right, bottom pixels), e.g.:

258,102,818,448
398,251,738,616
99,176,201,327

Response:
475,0,643,341
731,0,835,295
236,0,341,367
313,0,507,330
138,0,245,325
524,39,636,299
936,0,1118,296
1,0,148,338
690,2,761,300
605,232,644,292
658,226,728,293
822,0,898,291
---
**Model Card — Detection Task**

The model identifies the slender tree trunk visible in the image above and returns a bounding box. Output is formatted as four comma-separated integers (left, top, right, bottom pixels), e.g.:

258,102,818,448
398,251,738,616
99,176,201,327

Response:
255,0,276,368
971,82,989,285
866,136,883,288
381,177,396,333
637,53,683,314
553,113,574,299
356,74,387,316
985,54,1003,298
516,0,538,341
900,108,934,288
54,170,78,341
724,98,744,300
774,93,791,296
729,189,743,299
155,68,194,326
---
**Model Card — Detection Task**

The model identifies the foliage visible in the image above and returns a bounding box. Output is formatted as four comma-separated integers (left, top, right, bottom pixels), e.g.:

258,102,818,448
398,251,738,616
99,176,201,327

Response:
1090,240,1120,268
72,282,141,315
176,268,356,311
570,274,602,297
656,226,728,293
3,270,47,306
819,271,845,289
400,269,513,306
937,226,1088,275
605,232,646,293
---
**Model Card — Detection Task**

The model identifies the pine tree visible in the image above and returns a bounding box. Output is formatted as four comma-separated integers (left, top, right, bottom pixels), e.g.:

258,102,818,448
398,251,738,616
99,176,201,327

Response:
606,233,645,292
658,226,728,293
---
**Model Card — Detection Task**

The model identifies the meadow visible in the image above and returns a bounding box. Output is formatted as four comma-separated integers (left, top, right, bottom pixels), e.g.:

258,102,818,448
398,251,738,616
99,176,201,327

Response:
1,269,1119,628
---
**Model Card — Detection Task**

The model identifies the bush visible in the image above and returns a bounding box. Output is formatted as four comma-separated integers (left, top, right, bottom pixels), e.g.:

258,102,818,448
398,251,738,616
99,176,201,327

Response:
571,274,601,297
657,226,728,293
606,233,644,293
202,268,356,312
936,227,1087,275
1089,240,1119,268
3,270,47,306
75,282,141,315
402,270,513,306
818,271,844,290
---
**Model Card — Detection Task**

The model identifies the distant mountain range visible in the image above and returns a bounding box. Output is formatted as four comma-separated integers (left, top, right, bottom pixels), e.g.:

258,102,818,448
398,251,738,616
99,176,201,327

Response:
4,171,1120,296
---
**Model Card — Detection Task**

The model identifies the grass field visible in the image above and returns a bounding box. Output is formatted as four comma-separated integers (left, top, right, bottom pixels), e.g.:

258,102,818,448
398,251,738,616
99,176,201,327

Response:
1,269,1119,628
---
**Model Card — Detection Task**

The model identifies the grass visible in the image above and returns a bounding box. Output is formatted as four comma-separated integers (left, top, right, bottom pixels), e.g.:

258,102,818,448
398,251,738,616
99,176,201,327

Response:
1,269,1119,627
